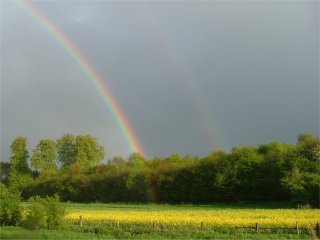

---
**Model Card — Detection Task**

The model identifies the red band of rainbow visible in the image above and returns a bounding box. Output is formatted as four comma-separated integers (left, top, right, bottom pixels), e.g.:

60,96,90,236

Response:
17,0,145,156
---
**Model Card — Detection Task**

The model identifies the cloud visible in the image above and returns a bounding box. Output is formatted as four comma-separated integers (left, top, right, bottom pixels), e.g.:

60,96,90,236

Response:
1,1,319,161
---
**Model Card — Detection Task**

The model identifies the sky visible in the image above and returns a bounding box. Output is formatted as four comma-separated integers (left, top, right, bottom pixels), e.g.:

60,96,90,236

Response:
1,0,319,161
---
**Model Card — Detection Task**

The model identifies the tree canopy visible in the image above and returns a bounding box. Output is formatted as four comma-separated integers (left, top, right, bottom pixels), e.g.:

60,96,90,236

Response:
1,133,319,208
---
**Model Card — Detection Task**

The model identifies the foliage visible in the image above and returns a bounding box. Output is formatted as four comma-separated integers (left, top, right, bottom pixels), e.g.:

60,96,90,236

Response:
57,134,76,168
9,137,29,174
75,135,104,168
8,137,32,192
0,183,21,226
31,139,57,175
7,172,33,195
0,162,11,184
57,134,104,169
22,196,47,230
22,195,66,230
280,134,320,208
3,133,320,207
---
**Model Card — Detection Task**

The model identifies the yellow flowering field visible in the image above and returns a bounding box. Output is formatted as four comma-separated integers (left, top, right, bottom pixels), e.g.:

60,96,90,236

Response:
66,207,320,229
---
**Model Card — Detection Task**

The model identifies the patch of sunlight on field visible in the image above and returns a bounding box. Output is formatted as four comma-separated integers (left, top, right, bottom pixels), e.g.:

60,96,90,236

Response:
66,208,320,228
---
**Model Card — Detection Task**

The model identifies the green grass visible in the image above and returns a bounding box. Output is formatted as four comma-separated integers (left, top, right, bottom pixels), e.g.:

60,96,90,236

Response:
0,225,313,239
0,226,114,239
62,201,293,212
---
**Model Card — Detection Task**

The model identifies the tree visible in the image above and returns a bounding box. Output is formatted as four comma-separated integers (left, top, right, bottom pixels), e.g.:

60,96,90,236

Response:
257,141,295,201
127,152,145,168
31,139,57,174
227,146,264,200
8,137,32,192
297,133,320,162
126,152,146,190
108,156,126,166
0,183,22,226
22,194,65,230
75,135,104,168
169,153,181,163
9,137,29,174
280,134,320,207
57,134,76,168
0,162,11,184
57,134,104,169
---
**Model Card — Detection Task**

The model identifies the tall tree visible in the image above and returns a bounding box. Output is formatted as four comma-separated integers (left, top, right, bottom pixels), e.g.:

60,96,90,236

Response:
57,134,76,168
257,141,294,201
31,139,57,174
9,137,29,174
230,146,264,200
75,135,104,168
297,133,320,162
8,137,32,192
281,134,320,207
126,153,150,202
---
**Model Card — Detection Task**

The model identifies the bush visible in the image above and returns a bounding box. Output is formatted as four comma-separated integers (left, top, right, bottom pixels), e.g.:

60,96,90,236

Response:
22,194,65,230
0,183,21,226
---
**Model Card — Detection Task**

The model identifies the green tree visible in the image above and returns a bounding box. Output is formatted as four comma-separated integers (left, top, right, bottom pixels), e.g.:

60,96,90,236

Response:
57,134,104,169
57,134,76,168
8,137,32,192
127,152,145,168
281,134,320,207
108,156,126,166
0,183,22,226
169,153,181,163
229,146,264,200
126,152,145,189
297,133,320,162
31,139,57,174
23,194,65,230
0,162,11,184
257,141,294,201
9,137,29,174
75,135,104,168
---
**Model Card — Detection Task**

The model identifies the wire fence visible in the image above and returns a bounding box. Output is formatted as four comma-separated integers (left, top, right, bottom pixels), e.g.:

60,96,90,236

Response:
77,216,320,239
234,222,320,239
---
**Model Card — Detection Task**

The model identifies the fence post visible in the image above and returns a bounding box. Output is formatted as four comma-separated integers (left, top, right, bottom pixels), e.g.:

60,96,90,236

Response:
255,223,259,234
201,222,203,231
296,222,299,235
79,215,83,227
152,222,155,229
316,222,320,238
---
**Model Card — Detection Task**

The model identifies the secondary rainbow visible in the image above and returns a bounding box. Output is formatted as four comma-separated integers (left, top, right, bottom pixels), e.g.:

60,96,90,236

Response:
17,0,145,156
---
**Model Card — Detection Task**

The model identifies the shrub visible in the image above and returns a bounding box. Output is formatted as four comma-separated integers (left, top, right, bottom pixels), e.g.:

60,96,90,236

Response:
0,183,21,226
22,194,65,230
22,196,47,230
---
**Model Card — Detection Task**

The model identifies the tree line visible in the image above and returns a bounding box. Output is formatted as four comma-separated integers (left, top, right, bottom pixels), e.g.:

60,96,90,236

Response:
1,133,319,207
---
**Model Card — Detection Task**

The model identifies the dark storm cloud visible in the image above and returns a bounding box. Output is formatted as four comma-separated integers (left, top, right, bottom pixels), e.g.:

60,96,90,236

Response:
1,1,319,161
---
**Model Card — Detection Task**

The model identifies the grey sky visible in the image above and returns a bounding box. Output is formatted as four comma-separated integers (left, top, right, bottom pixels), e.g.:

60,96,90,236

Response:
1,1,319,161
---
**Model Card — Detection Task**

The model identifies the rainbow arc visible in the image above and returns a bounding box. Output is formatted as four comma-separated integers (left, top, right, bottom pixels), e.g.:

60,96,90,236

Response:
18,0,145,156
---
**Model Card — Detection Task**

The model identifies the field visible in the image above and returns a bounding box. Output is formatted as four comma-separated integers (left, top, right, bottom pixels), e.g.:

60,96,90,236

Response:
66,203,319,228
1,203,320,239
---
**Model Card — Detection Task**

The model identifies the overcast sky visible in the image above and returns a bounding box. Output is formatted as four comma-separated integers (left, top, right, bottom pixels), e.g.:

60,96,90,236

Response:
1,1,319,161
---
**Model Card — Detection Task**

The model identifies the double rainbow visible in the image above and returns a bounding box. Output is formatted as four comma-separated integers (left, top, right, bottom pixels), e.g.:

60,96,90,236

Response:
17,0,145,156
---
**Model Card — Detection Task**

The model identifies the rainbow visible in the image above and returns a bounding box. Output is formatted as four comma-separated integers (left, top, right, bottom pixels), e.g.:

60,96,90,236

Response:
139,8,224,150
17,0,145,156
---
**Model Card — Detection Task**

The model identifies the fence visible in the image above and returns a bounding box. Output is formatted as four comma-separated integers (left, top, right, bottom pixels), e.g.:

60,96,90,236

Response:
78,216,320,238
234,222,320,239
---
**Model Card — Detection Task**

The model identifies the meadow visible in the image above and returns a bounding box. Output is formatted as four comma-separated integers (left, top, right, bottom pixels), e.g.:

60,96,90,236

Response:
2,203,319,239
